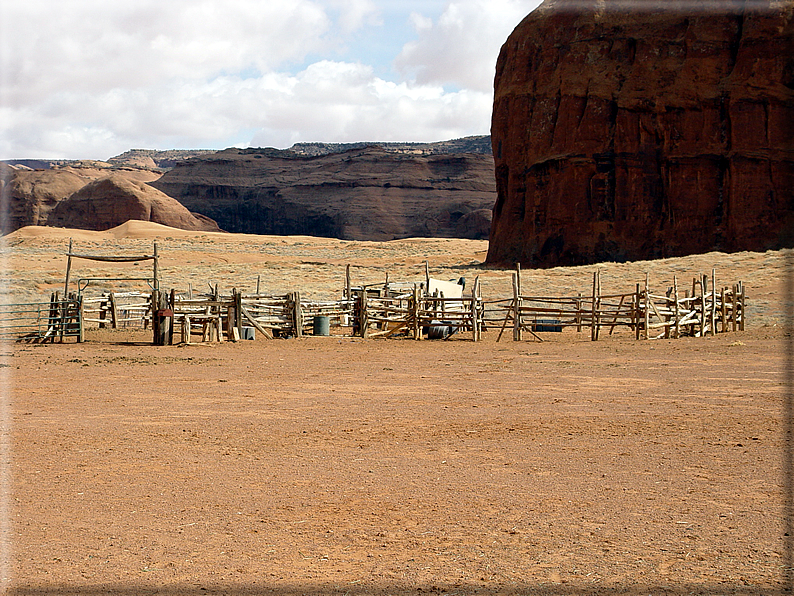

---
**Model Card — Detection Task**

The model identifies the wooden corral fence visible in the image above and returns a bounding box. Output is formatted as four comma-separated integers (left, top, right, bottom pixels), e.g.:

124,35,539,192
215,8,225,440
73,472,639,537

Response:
1,292,83,343
82,291,152,329
500,266,746,342
350,276,483,340
21,244,746,346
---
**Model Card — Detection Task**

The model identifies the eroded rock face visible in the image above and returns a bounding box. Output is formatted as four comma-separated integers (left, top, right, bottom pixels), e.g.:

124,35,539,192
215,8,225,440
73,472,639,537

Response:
487,0,794,267
151,146,496,241
48,175,221,232
1,165,88,233
0,164,164,234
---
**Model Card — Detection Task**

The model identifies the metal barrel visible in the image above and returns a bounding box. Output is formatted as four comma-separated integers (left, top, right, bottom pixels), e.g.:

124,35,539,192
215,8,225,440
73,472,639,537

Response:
312,315,330,336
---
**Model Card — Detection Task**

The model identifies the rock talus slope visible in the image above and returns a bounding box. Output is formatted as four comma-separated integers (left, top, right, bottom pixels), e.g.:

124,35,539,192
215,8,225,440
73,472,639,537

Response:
487,0,794,267
151,146,496,241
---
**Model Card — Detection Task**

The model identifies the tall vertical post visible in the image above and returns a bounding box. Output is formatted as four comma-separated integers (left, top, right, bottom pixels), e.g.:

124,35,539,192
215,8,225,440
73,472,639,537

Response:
515,262,522,296
644,273,650,340
412,285,421,340
235,288,243,333
701,274,708,336
471,276,480,342
673,275,680,339
512,272,521,342
738,281,745,331
153,241,159,291
77,295,85,343
169,288,176,345
64,238,73,296
359,290,368,338
424,261,430,297
591,270,598,341
710,268,717,336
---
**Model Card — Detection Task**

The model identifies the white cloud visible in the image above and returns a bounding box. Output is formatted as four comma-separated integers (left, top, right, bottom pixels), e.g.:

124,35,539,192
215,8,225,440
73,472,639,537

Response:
395,0,542,92
0,0,536,159
328,0,383,33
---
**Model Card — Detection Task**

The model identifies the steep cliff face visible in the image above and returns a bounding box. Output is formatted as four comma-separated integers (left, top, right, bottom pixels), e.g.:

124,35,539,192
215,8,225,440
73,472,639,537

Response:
151,146,496,241
48,175,221,232
487,0,794,267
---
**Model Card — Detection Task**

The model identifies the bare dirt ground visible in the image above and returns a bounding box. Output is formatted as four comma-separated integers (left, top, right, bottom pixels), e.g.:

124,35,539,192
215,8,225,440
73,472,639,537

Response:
2,222,791,595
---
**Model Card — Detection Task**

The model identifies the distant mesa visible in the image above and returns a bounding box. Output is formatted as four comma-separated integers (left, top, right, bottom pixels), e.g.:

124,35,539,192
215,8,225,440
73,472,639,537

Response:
288,135,493,157
487,0,794,267
150,144,496,241
47,175,221,233
107,149,220,171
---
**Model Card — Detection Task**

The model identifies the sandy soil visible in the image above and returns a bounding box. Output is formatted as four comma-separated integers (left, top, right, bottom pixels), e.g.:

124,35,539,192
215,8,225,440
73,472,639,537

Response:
2,222,791,595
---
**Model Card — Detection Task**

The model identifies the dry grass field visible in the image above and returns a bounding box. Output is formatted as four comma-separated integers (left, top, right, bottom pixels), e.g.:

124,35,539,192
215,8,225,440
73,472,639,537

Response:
2,222,791,595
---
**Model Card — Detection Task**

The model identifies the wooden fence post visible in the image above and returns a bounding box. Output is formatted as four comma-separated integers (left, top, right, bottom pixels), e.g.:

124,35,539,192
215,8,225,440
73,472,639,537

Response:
77,295,85,343
169,288,175,345
471,276,481,342
644,273,650,340
721,286,727,333
673,275,680,339
293,291,303,337
512,272,521,341
109,292,119,329
700,274,707,337
412,285,421,340
182,315,191,344
590,269,598,341
710,268,717,336
235,288,243,334
359,290,368,338
739,281,745,331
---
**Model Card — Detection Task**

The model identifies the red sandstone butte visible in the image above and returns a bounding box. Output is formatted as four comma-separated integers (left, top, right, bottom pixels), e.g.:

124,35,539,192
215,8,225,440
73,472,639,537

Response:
487,0,794,268
48,175,221,233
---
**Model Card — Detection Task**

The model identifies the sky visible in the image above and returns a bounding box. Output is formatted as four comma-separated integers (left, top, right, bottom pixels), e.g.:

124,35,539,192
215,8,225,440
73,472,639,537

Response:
0,0,543,160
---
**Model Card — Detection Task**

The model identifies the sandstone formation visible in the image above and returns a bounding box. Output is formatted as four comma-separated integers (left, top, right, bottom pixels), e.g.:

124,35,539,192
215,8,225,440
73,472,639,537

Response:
0,163,163,234
1,164,88,233
487,0,794,267
151,146,496,241
48,175,221,233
